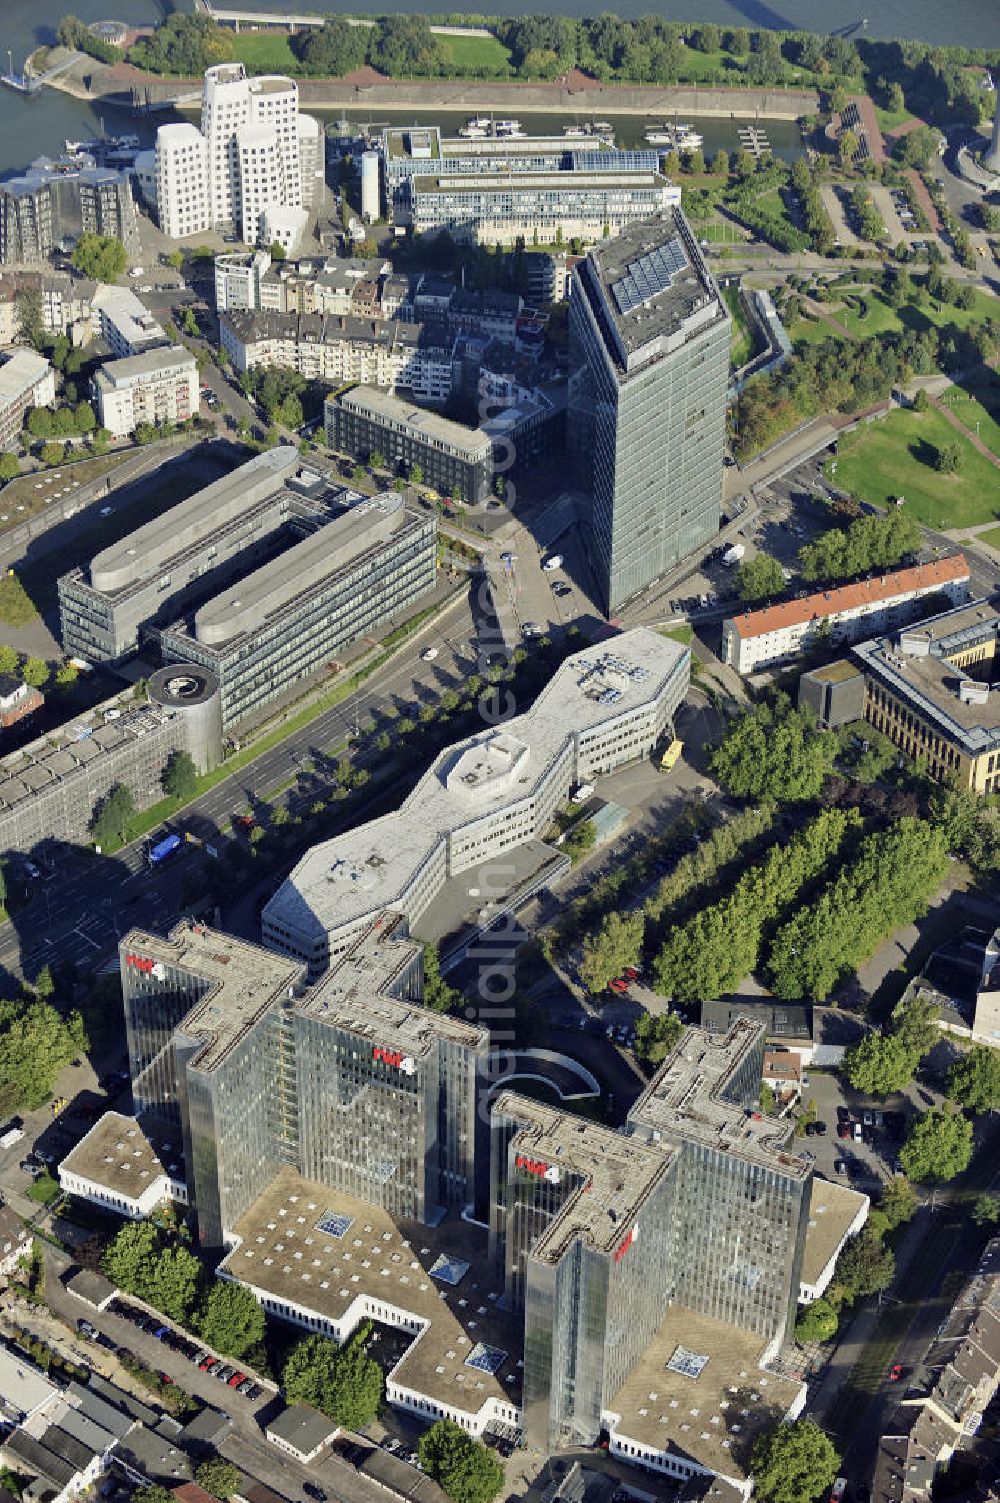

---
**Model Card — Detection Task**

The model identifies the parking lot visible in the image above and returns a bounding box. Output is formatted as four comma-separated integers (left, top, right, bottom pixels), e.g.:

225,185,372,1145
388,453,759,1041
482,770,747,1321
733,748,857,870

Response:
798,1068,940,1201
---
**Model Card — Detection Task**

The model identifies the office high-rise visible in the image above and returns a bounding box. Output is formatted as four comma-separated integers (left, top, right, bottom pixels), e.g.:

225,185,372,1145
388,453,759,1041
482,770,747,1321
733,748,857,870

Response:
568,209,730,616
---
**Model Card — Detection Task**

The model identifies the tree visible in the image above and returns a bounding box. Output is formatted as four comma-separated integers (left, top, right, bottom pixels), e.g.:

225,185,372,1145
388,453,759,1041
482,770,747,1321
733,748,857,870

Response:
15,288,46,350
41,442,65,468
198,1280,265,1358
74,402,96,435
418,1421,504,1503
0,454,19,484
422,945,461,1015
282,1331,383,1429
879,1176,917,1230
794,1298,838,1344
844,1031,917,1097
166,250,185,271
194,1460,243,1501
71,233,127,284
711,148,730,176
579,910,644,994
634,1010,683,1065
408,463,423,486
973,1193,1000,1228
33,965,54,1002
900,1106,973,1184
563,818,597,861
89,783,136,849
139,1489,175,1503
267,242,287,262
933,441,962,474
750,1419,840,1503
887,80,906,114
948,1045,1000,1114
735,553,785,603
835,1229,894,1299
710,696,833,804
161,750,198,802
0,999,87,1114
148,1241,203,1324
0,647,17,678
27,408,54,439
20,658,48,690
369,449,385,472
101,1220,164,1292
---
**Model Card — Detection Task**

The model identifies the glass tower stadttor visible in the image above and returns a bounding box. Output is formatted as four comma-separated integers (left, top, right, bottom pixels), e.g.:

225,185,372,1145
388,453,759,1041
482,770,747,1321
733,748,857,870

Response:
568,210,731,617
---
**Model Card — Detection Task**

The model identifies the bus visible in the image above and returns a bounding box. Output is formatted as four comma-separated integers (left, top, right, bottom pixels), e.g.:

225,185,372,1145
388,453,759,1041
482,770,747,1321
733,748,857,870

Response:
148,833,183,868
658,738,683,773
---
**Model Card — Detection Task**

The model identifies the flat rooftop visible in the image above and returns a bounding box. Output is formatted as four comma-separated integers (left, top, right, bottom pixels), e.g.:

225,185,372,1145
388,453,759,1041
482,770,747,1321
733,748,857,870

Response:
303,929,488,1055
332,386,491,460
576,208,726,369
58,1111,180,1194
493,1091,676,1266
804,657,864,686
94,346,196,387
727,556,969,640
219,1167,521,1418
88,446,300,595
854,595,1000,755
412,172,669,193
607,1305,804,1484
264,628,688,948
800,1177,869,1290
0,348,50,405
192,491,410,647
122,923,305,1076
629,1021,812,1180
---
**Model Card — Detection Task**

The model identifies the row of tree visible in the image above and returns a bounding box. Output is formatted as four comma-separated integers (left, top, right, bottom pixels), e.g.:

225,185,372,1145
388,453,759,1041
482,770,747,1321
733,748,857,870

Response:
767,817,950,999
651,809,856,1003
798,508,921,586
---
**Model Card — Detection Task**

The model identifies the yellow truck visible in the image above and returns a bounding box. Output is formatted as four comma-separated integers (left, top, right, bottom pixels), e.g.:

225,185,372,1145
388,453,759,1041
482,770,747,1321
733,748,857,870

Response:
658,737,683,772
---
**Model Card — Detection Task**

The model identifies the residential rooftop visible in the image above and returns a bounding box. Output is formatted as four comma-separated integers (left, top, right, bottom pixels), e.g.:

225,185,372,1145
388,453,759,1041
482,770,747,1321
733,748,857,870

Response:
222,310,447,353
493,1091,677,1266
219,1167,520,1419
331,386,491,460
854,594,1000,755
629,1021,812,1180
265,1404,336,1454
575,208,726,370
93,346,196,389
0,348,50,406
264,628,687,950
121,923,305,1076
727,555,970,640
607,1305,804,1484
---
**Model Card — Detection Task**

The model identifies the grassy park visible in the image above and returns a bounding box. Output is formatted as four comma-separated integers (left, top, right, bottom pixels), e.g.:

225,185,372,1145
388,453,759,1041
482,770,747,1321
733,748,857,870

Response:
232,33,299,72
830,407,1000,530
437,32,513,72
722,285,758,368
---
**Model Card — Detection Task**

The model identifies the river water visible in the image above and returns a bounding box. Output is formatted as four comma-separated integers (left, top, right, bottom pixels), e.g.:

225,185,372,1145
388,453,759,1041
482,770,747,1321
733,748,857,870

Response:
0,0,996,174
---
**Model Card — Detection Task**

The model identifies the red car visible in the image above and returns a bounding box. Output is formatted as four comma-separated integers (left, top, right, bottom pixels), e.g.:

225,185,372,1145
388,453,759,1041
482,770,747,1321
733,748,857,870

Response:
608,978,628,995
199,1358,213,1371
228,1372,246,1387
889,1363,904,1382
837,1123,852,1139
623,966,641,981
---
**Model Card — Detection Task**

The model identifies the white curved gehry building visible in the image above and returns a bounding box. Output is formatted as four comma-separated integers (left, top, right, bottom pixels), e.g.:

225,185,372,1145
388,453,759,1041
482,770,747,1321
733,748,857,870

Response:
263,627,690,975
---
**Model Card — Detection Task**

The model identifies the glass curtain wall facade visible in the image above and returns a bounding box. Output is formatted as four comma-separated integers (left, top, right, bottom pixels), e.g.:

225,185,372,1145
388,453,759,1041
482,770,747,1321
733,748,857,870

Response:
122,952,212,1124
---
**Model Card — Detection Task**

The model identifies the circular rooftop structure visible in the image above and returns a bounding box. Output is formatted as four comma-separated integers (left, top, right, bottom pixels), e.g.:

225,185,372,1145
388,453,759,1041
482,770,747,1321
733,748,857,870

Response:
148,665,219,708
89,19,128,46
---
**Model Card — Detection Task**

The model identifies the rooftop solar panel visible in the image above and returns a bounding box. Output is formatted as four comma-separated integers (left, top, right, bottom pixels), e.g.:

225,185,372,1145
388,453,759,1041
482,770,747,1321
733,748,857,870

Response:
611,236,688,316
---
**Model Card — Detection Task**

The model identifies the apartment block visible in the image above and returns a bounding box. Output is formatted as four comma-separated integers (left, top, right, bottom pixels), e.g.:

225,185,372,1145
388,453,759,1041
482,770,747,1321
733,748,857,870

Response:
0,349,54,448
568,210,730,615
153,123,209,241
0,155,135,266
722,555,971,675
91,284,168,359
219,310,453,403
325,385,492,503
92,347,199,438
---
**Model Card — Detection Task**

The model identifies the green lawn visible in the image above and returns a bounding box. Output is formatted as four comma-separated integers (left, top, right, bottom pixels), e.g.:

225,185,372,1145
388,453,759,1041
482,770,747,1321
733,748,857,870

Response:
820,285,1000,345
973,525,1000,551
27,1173,61,1206
787,313,837,348
831,407,1000,530
0,575,39,627
874,104,917,131
659,623,694,645
721,285,757,368
436,32,512,73
937,377,1000,461
836,292,911,340
232,33,299,73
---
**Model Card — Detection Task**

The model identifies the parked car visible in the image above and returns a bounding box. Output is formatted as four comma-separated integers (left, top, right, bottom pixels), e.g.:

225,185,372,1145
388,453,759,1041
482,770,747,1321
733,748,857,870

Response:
835,1161,848,1175
889,1363,904,1382
77,1319,99,1340
608,978,628,995
218,1366,235,1382
228,1371,246,1387
245,1383,261,1400
837,1124,851,1140
814,1121,827,1137
304,1487,327,1502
